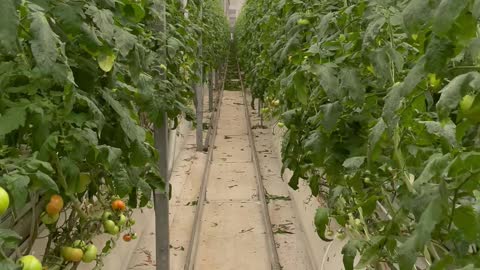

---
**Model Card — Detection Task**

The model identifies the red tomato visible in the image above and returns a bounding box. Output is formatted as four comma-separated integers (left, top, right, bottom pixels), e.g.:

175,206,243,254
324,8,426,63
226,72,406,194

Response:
111,200,126,211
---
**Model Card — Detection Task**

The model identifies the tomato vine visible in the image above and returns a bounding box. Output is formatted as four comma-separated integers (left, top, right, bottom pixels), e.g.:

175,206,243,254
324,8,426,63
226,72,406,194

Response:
0,0,229,269
237,0,480,269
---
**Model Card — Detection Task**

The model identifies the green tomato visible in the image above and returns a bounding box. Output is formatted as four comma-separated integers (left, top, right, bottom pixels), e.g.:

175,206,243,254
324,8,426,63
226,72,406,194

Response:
277,122,285,128
40,211,59,225
127,218,136,227
117,214,127,226
18,255,42,270
82,244,98,263
102,211,113,221
0,187,10,215
297,18,310,25
103,220,117,234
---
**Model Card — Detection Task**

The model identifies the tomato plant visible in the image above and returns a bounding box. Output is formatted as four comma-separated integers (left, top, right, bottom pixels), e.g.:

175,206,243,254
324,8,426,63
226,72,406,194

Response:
237,0,480,269
0,0,229,268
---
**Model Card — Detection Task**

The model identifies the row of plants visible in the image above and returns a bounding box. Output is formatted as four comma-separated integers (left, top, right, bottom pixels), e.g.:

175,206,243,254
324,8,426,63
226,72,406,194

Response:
236,0,480,269
0,0,229,269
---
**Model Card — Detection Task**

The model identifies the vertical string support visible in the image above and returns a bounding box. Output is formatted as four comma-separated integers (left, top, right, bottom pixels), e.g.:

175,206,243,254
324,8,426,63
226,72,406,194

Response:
153,0,169,269
208,72,214,112
195,0,204,151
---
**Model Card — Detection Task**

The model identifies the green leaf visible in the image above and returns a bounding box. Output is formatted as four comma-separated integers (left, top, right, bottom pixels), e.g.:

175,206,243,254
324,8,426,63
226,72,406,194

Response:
60,158,80,194
320,102,342,133
112,166,133,197
425,35,454,74
340,68,365,104
398,193,444,270
314,207,332,241
414,153,450,188
102,90,146,143
436,72,480,116
293,72,308,105
432,0,468,37
0,259,20,270
130,140,151,167
368,118,386,160
382,57,426,125
343,156,366,170
29,11,61,73
97,145,122,168
115,28,137,57
30,171,59,193
2,174,30,212
420,120,457,146
341,240,358,270
312,65,339,100
402,0,439,33
363,16,386,48
0,0,18,53
0,107,27,136
97,50,116,72
0,229,21,249
448,152,480,177
86,5,115,41
38,134,58,161
453,206,480,241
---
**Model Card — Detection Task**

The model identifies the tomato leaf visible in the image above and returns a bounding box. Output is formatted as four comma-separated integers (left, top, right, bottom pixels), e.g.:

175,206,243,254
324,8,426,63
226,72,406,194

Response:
432,0,468,37
314,207,332,241
0,0,18,53
0,107,27,137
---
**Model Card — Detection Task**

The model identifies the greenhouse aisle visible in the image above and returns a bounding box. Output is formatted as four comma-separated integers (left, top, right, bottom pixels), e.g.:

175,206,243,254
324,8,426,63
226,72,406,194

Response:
194,90,270,269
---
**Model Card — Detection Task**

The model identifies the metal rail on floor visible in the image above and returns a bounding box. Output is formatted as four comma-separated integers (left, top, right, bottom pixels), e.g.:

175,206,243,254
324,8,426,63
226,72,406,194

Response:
184,61,227,270
237,62,282,270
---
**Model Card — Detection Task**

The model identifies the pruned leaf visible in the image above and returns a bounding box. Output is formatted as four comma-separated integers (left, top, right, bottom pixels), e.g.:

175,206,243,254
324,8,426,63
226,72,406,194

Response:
314,207,332,241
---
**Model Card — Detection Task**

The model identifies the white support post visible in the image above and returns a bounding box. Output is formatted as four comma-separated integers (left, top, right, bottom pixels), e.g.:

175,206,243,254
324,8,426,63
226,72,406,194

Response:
195,0,204,151
152,1,169,270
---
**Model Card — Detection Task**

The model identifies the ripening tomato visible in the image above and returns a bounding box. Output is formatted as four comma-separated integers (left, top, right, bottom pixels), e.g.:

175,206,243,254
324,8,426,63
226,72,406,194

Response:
18,255,42,270
61,247,84,262
0,187,9,215
123,234,132,242
111,200,126,211
82,244,98,263
46,195,64,216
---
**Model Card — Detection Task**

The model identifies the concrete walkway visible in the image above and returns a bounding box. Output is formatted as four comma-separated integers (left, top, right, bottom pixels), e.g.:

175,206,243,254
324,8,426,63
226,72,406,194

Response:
194,90,270,270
